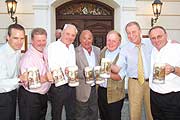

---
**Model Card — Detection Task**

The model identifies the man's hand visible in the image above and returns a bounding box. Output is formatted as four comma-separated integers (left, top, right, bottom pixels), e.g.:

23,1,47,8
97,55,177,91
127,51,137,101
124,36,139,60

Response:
40,75,48,83
46,71,54,83
165,64,175,75
18,72,28,86
111,64,120,74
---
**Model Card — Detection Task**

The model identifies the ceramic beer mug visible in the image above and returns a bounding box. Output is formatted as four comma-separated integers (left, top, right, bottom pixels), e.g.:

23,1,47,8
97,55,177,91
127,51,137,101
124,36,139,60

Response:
66,66,79,87
100,58,111,78
153,63,165,84
84,67,94,84
51,67,66,87
94,66,105,84
27,67,41,89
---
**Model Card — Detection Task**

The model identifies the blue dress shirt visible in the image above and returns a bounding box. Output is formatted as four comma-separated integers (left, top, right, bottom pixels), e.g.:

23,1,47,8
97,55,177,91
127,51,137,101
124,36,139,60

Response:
120,38,153,79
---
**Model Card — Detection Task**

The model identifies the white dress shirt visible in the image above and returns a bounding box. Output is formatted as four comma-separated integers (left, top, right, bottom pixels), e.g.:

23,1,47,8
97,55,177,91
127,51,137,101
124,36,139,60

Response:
0,43,20,93
149,41,180,94
48,40,76,84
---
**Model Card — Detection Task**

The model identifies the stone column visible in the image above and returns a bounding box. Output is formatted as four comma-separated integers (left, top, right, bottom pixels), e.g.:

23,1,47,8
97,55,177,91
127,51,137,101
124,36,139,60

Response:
32,0,51,43
119,0,136,44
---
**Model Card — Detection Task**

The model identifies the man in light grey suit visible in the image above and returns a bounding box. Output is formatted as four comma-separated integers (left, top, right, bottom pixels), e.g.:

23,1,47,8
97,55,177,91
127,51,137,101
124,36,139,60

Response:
75,30,100,120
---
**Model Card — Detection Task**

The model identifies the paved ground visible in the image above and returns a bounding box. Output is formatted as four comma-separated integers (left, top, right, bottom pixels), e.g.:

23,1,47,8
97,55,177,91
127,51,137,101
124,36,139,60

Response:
121,99,146,120
16,97,146,120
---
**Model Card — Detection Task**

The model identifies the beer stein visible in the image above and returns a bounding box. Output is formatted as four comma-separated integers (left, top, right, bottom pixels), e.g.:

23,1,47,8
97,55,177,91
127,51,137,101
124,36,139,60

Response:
66,66,79,87
27,67,41,89
51,67,66,87
94,66,105,84
153,63,165,84
100,58,111,78
84,67,94,84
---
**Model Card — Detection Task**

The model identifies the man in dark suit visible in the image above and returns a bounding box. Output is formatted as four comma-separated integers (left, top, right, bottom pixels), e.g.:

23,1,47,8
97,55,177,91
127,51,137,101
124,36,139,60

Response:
75,30,100,120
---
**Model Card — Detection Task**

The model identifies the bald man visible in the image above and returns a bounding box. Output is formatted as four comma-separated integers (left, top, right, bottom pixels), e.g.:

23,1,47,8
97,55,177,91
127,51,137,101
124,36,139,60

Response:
75,30,100,120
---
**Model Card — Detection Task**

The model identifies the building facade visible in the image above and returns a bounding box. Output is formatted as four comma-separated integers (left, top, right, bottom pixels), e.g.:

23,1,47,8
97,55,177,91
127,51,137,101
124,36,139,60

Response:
0,0,180,48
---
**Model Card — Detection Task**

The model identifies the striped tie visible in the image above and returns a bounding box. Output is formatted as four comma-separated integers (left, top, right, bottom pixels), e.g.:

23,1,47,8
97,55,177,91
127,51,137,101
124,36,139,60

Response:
137,45,144,85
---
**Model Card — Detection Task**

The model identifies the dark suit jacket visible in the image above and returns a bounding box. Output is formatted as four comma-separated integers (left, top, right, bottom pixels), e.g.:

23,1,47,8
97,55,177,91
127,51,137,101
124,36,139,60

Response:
75,45,100,102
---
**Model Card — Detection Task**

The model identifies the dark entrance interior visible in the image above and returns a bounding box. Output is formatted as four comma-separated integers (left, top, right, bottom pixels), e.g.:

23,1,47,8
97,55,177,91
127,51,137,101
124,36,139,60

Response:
56,0,114,49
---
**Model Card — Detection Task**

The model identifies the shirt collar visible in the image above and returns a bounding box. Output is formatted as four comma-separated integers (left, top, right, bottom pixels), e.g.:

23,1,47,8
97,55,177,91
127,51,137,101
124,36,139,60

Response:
155,41,170,52
82,45,94,56
58,39,65,46
106,46,120,55
58,39,72,48
129,39,146,48
6,42,20,54
30,45,44,58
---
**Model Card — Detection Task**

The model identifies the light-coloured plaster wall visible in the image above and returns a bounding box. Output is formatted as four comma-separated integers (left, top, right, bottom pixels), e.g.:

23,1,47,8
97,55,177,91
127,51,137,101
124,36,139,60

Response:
136,1,180,41
0,0,34,47
0,0,180,47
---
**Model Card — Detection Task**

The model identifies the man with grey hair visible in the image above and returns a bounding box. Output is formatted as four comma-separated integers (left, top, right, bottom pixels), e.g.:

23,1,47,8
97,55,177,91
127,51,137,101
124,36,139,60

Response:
55,29,62,41
48,24,78,120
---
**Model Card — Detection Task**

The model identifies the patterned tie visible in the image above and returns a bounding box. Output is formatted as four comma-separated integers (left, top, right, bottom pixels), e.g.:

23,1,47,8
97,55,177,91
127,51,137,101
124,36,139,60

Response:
42,54,48,71
137,45,144,85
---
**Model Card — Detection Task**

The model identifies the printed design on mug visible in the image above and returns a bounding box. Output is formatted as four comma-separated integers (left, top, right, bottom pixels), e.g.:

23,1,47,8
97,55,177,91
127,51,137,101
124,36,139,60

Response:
153,63,165,84
51,67,66,87
27,67,41,89
84,67,94,84
94,66,105,84
100,58,111,78
84,66,105,85
66,66,79,87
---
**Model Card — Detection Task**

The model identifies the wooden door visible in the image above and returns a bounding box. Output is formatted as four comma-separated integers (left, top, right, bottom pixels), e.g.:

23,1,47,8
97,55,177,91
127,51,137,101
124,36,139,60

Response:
56,0,114,49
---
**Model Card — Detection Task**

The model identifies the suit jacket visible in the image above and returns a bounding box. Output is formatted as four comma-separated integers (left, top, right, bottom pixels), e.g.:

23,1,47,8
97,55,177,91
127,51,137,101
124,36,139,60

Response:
75,45,100,102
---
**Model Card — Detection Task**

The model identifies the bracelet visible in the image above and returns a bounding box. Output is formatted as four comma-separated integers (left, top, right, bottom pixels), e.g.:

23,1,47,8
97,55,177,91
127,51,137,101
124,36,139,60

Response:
172,66,175,73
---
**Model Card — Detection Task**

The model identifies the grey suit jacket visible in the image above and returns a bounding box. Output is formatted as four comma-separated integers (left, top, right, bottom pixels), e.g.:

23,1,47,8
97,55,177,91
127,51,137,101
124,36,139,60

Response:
75,45,100,102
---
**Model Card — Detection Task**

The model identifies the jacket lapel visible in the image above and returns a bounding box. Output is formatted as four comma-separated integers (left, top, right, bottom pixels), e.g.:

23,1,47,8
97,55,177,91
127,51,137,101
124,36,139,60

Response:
78,46,89,66
93,46,99,66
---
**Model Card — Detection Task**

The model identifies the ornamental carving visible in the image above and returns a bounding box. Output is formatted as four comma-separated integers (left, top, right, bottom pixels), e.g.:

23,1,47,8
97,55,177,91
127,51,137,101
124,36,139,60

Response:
57,2,112,16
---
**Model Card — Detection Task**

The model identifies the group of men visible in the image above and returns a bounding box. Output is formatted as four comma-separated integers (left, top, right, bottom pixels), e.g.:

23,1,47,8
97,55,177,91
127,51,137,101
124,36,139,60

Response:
0,21,180,120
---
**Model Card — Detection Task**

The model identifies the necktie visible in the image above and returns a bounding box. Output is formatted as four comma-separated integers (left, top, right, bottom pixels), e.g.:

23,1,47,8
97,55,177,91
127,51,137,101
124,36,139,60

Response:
137,45,144,85
42,54,48,71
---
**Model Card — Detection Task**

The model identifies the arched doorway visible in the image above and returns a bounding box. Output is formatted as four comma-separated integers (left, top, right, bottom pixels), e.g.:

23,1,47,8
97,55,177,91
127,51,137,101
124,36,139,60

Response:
56,0,114,49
